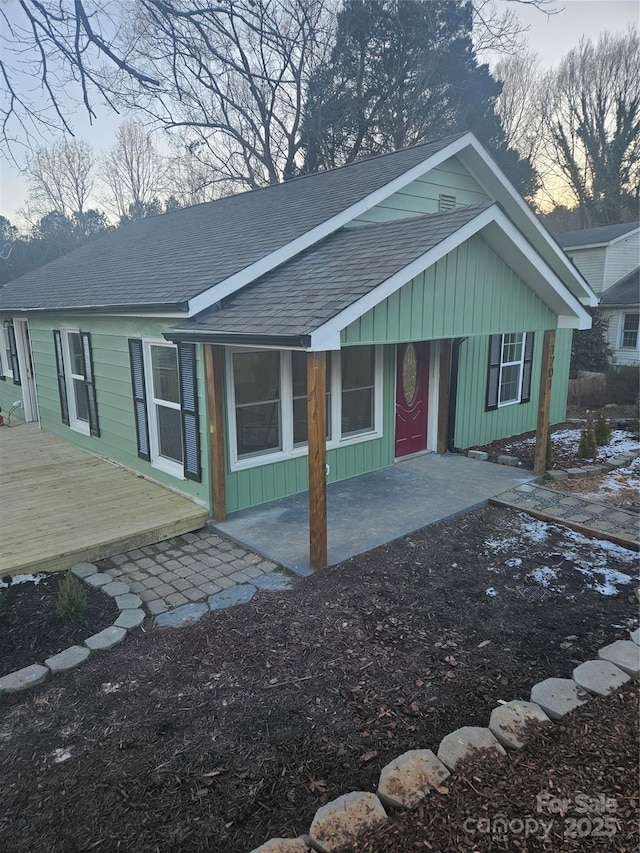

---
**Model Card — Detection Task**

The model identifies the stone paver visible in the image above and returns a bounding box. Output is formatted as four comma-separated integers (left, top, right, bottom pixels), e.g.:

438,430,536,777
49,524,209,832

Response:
253,572,294,591
84,572,113,588
491,482,639,549
208,584,257,611
45,645,90,672
631,628,640,646
530,677,590,719
598,640,640,679
115,593,143,610
572,660,630,696
309,792,387,853
101,581,130,597
437,726,506,772
249,839,310,853
0,663,49,693
377,749,450,809
489,700,550,749
114,608,146,630
71,562,98,579
85,626,127,650
155,603,209,627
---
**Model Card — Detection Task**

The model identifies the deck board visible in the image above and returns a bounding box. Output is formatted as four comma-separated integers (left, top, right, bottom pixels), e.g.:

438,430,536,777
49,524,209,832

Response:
0,424,208,575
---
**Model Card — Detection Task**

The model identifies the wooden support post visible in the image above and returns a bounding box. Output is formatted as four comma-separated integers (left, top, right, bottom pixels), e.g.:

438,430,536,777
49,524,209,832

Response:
437,340,452,455
307,351,327,570
534,330,556,476
204,344,227,521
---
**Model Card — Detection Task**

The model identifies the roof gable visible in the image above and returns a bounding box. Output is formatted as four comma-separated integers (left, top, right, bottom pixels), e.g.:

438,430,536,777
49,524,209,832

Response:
557,222,639,249
599,267,640,306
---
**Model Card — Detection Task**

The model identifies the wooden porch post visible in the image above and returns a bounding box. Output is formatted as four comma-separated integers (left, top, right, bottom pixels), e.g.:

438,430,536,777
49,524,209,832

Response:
533,330,556,476
204,344,227,521
307,351,327,570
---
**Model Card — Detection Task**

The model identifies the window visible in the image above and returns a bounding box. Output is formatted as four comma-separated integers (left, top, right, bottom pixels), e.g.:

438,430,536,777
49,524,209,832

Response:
128,339,201,482
227,346,381,470
486,332,535,411
53,329,100,436
0,323,14,380
621,313,639,349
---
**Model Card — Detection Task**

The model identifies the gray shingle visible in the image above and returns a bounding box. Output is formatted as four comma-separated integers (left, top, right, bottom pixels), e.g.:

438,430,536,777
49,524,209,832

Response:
175,204,491,340
0,133,465,312
599,267,639,306
557,222,638,249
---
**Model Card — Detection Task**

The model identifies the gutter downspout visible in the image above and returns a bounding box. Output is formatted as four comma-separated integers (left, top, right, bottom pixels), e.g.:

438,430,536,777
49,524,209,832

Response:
447,337,467,454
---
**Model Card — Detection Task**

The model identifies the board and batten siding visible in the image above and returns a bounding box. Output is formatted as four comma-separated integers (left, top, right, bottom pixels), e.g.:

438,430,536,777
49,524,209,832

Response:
342,235,558,346
224,346,396,514
454,328,572,449
347,155,490,227
27,315,209,505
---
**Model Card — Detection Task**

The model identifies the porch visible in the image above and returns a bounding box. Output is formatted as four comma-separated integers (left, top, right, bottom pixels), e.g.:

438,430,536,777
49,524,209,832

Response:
0,423,208,576
211,452,537,574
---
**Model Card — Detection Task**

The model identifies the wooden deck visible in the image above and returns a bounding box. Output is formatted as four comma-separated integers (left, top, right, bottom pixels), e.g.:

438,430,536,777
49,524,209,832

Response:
0,424,209,575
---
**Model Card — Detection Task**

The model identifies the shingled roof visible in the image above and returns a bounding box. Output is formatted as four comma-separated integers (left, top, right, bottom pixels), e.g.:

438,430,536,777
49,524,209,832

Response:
557,222,639,249
599,267,639,307
169,204,491,344
0,133,465,313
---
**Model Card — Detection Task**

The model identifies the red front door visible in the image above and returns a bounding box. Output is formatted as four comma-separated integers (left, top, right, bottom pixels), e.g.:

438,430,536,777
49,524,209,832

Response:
395,342,429,457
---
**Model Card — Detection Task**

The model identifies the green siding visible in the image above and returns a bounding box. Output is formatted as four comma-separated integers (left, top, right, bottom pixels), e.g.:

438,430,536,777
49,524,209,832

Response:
342,235,558,345
454,328,572,448
348,156,490,227
27,315,209,505
225,346,396,513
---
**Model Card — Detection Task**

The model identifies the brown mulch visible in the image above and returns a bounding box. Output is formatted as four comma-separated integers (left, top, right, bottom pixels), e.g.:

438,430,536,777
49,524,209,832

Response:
0,573,119,674
351,688,639,852
0,505,637,852
545,464,640,513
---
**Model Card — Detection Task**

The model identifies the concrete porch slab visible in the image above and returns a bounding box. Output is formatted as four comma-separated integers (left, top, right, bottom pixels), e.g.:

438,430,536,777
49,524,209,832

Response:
211,454,536,574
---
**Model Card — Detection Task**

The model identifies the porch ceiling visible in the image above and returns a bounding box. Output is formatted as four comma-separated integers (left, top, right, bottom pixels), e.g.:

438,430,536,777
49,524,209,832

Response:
210,453,537,574
0,425,208,575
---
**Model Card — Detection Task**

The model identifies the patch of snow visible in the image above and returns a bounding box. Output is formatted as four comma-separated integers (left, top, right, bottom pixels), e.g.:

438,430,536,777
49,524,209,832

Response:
51,748,72,763
0,573,45,588
505,557,522,568
574,565,634,596
528,567,559,588
561,527,639,565
100,682,121,694
485,587,498,597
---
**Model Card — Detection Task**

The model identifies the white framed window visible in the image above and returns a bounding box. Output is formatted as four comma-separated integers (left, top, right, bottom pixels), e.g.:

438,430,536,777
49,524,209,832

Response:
143,340,184,478
620,313,639,349
227,345,382,471
486,332,534,411
0,323,13,379
63,331,90,433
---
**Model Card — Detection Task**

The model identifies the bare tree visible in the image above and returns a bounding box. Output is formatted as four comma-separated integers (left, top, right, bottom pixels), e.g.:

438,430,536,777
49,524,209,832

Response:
101,121,168,221
472,0,561,56
24,138,97,218
540,29,640,226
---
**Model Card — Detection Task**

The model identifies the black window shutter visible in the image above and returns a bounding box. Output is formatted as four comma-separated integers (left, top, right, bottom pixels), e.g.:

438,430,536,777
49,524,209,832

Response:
128,339,151,462
177,342,201,482
80,331,100,437
485,334,501,411
6,321,20,385
520,332,535,404
0,343,4,381
53,330,70,426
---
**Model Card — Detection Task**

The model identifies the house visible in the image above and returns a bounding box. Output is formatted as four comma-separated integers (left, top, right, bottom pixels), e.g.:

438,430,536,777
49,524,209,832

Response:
0,132,595,568
557,222,640,365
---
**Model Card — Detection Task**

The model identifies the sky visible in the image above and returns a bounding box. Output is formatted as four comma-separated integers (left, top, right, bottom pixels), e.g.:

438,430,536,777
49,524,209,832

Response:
0,0,638,226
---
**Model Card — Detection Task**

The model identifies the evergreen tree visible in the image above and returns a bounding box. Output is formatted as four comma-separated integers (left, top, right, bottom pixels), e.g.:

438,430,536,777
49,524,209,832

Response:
570,308,613,378
301,0,536,195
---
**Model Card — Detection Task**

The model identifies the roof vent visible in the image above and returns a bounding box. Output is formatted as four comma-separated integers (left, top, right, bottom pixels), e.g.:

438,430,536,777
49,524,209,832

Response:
439,194,456,212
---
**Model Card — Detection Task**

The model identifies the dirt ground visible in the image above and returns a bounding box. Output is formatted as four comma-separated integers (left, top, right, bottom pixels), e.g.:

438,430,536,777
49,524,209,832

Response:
0,505,637,853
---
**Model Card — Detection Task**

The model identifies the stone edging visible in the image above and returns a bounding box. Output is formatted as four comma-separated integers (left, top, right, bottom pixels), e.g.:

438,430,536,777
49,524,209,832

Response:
467,448,639,479
250,630,640,853
0,562,146,694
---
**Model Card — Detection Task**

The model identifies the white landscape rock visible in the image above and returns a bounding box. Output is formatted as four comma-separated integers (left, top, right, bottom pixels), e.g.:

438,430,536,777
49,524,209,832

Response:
249,839,311,853
489,700,551,749
530,678,590,720
437,726,506,773
309,792,387,853
377,749,450,809
598,640,640,679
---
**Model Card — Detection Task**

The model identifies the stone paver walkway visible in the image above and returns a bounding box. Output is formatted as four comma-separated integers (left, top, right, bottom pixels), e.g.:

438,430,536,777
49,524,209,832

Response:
98,528,277,615
491,483,639,550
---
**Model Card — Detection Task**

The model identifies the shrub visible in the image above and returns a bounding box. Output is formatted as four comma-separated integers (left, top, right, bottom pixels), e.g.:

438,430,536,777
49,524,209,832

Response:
606,365,639,405
570,309,612,378
56,571,87,624
594,413,612,446
577,427,597,461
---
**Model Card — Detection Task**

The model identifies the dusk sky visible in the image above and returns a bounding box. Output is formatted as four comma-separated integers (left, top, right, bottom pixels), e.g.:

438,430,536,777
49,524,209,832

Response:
0,0,637,224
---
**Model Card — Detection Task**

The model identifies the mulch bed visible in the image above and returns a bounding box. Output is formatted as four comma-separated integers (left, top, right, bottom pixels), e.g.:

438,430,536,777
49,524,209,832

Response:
0,574,119,675
0,505,637,852
352,687,639,852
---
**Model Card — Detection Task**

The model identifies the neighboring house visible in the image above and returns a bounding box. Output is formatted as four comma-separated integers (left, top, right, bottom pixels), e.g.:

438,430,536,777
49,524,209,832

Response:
0,131,595,566
557,222,640,365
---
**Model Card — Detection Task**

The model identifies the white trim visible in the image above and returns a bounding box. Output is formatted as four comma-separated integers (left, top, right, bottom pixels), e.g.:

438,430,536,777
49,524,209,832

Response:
187,133,477,317
0,323,13,378
226,345,383,472
309,206,592,351
620,311,640,350
142,338,185,480
13,319,39,425
497,333,525,407
426,343,440,452
61,329,89,435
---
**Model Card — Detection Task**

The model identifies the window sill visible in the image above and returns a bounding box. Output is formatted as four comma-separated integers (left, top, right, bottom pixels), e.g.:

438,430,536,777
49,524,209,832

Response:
151,458,185,480
70,421,90,436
